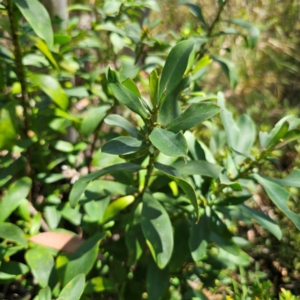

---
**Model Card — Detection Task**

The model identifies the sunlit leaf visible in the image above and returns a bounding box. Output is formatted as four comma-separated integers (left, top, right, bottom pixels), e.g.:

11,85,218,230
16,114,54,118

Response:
58,273,85,300
0,223,27,247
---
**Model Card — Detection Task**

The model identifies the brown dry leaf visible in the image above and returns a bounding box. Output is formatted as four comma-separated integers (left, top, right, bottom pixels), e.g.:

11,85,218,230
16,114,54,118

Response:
29,232,85,253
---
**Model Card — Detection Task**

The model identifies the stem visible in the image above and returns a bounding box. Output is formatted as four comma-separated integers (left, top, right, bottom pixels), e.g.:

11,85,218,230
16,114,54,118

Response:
7,0,33,193
197,1,227,59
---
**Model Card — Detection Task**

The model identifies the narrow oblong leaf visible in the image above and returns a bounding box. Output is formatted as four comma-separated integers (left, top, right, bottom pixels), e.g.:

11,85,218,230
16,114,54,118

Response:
0,223,27,247
25,247,55,288
158,40,194,101
13,0,53,48
240,204,282,240
107,68,148,119
58,273,85,300
146,259,169,300
0,177,32,222
64,233,105,285
102,195,135,223
265,120,289,150
30,74,69,110
38,286,51,300
213,56,238,88
226,19,260,48
69,163,141,207
102,136,143,155
166,103,220,133
104,114,139,138
141,193,174,269
189,214,209,262
254,174,300,230
172,160,221,178
149,128,187,157
81,105,110,136
149,69,159,107
262,169,300,188
179,1,206,26
85,276,116,294
154,162,199,218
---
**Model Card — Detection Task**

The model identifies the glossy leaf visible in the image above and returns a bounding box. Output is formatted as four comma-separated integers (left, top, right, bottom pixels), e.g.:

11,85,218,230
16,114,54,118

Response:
149,69,159,107
226,19,260,48
141,193,174,269
213,56,238,88
149,128,187,157
0,261,29,281
166,103,220,133
104,114,139,138
38,286,51,300
69,163,140,207
262,169,300,188
0,177,32,222
58,273,85,300
25,247,55,287
102,195,135,223
154,162,199,218
219,170,242,191
0,223,27,247
0,102,17,150
81,105,110,136
122,78,141,98
107,68,148,119
240,204,282,240
63,232,105,285
214,195,252,206
254,174,300,230
30,74,68,110
102,136,143,155
265,120,289,150
158,40,194,101
13,0,53,48
189,214,209,262
172,160,221,178
146,259,169,300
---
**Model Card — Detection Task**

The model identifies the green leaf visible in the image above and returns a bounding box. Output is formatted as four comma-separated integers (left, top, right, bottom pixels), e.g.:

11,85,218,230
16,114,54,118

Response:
0,223,27,247
240,204,282,240
146,259,169,300
81,105,110,137
68,4,92,11
102,195,135,223
104,114,139,138
13,0,53,48
149,69,159,107
69,163,141,207
122,78,141,98
31,37,59,70
265,120,289,150
254,174,300,230
154,162,199,218
226,19,260,48
214,195,251,206
107,68,148,119
30,74,69,110
158,40,194,101
58,274,85,300
219,170,242,191
166,103,220,133
217,92,239,149
276,129,300,148
179,1,206,26
149,128,187,157
189,214,209,262
172,160,221,178
0,102,17,150
213,56,238,88
38,286,51,300
25,247,55,288
64,233,105,285
0,261,29,281
52,140,74,153
102,136,143,155
85,276,115,294
0,177,32,222
262,170,300,188
141,193,174,269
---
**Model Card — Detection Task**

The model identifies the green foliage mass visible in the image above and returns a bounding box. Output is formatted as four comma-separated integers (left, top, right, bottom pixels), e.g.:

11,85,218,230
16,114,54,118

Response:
0,0,300,299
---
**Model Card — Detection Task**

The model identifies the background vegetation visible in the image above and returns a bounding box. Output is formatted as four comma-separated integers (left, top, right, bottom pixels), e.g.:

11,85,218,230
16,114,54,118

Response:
0,0,300,299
